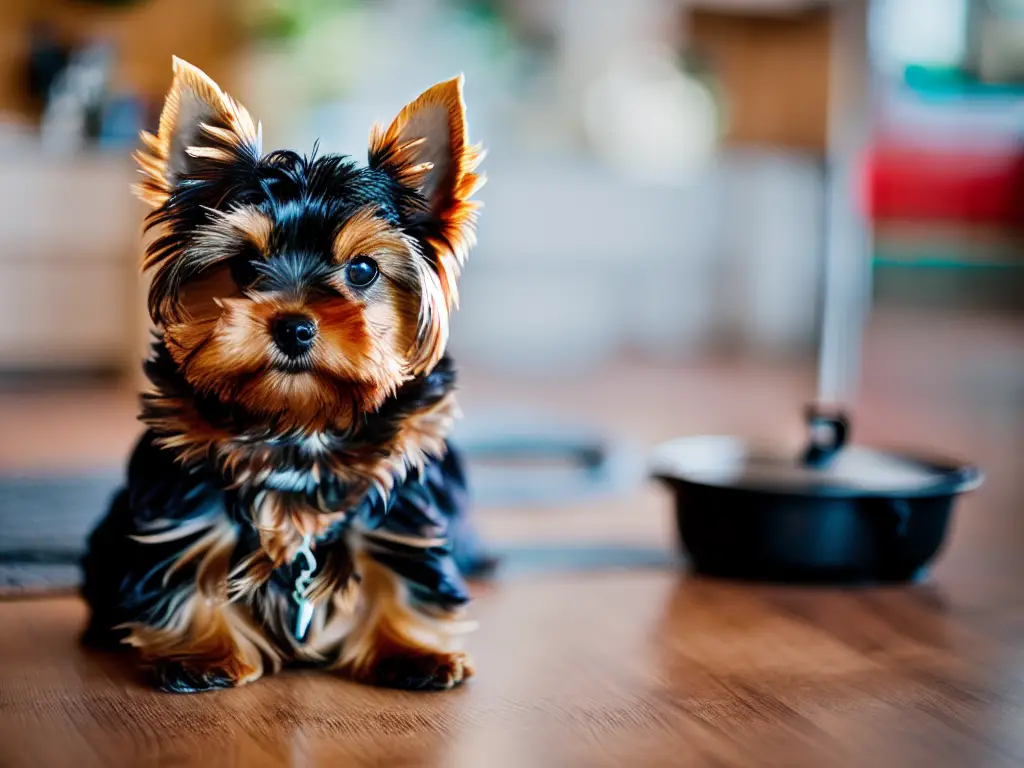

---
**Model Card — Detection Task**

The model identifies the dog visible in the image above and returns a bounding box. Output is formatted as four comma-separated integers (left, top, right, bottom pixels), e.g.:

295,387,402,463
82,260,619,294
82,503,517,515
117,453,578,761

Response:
81,57,487,693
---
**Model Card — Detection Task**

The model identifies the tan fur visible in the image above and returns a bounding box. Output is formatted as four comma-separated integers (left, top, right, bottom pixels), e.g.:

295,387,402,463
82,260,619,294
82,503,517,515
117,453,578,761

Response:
140,64,483,438
125,390,468,688
123,513,473,688
331,207,409,264
331,551,475,689
134,57,260,211
368,76,485,373
318,391,460,507
251,491,346,568
126,61,481,691
175,265,240,322
123,519,284,686
158,214,426,435
162,291,392,432
124,598,282,687
200,206,274,258
142,387,459,507
368,77,485,283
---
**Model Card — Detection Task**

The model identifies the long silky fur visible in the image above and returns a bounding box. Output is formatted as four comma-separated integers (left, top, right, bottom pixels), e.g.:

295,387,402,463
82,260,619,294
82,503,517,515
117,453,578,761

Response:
81,60,485,693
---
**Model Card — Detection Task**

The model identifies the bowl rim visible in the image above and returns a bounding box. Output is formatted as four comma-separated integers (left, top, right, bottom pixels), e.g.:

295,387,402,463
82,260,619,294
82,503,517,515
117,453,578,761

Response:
649,434,983,500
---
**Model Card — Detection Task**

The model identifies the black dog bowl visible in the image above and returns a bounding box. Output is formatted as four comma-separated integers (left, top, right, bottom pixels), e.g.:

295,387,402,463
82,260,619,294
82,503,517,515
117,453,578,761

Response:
650,408,982,584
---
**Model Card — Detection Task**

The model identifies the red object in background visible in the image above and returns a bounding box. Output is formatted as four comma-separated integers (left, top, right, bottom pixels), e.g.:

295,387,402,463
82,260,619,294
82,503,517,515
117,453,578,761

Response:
861,139,1024,230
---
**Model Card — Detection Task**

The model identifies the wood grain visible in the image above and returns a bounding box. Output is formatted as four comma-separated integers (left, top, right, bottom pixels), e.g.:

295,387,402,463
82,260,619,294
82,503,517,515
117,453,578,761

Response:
1,309,1023,767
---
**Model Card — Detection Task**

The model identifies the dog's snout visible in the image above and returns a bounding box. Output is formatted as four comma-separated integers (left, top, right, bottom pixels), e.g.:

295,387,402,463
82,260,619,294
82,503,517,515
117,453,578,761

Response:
272,314,317,358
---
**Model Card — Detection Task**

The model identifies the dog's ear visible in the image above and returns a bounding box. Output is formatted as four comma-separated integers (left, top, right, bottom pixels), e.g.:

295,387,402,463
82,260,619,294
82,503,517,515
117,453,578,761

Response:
368,75,485,310
134,57,262,208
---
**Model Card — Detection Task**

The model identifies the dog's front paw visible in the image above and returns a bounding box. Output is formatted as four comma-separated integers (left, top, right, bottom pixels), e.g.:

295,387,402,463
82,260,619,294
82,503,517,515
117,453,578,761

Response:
365,651,475,691
148,660,238,694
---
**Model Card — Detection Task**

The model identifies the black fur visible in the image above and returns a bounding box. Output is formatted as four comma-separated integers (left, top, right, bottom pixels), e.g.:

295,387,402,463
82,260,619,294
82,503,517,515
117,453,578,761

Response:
146,147,434,326
84,84,488,688
81,346,489,653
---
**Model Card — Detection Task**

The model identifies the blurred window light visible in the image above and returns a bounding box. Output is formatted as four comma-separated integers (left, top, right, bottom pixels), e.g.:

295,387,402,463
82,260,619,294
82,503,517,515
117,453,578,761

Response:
870,0,970,73
582,45,718,185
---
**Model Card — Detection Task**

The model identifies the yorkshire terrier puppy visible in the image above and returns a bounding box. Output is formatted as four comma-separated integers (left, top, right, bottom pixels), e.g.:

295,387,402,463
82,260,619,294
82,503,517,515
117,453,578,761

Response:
81,58,487,693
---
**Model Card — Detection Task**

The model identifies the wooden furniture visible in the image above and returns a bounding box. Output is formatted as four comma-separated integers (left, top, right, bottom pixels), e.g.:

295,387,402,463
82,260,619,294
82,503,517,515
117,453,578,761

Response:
0,0,239,120
688,5,834,153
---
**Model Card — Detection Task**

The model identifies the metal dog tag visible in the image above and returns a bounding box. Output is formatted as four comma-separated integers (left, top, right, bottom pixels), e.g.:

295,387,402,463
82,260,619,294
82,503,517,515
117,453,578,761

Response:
292,533,317,641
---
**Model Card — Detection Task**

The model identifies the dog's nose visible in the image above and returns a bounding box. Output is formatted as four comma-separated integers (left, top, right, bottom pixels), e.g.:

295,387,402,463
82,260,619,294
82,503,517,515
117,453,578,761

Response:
272,314,317,358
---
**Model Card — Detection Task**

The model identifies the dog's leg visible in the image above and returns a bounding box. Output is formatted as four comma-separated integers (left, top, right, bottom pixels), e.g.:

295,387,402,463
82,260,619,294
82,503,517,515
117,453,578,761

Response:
84,432,282,691
113,497,284,691
333,449,477,690
125,593,281,693
120,516,284,693
333,548,475,690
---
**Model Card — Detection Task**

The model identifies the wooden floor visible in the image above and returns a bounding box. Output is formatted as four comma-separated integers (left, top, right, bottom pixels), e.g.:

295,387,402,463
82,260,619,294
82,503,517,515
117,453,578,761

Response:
1,310,1023,767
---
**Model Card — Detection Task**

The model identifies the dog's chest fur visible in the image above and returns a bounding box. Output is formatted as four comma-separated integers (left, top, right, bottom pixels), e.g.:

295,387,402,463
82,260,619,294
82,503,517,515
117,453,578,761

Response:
139,340,460,585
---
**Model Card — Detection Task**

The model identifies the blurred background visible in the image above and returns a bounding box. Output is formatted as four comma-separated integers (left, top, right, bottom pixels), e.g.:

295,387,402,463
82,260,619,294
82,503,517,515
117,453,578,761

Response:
0,0,1021,586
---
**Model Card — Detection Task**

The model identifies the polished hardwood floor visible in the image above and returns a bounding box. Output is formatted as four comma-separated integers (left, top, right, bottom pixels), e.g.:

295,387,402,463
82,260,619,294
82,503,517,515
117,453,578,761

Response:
1,310,1022,767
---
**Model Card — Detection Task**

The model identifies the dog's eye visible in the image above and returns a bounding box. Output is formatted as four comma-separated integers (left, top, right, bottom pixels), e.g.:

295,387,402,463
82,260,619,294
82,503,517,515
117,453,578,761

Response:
345,256,379,288
229,251,260,288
